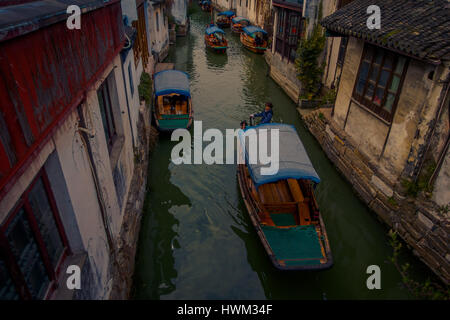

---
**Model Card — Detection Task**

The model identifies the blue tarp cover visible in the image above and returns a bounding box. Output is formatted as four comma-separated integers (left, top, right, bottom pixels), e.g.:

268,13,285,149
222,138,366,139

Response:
238,123,320,186
243,26,267,36
205,25,225,35
218,10,235,17
154,70,190,97
232,16,250,23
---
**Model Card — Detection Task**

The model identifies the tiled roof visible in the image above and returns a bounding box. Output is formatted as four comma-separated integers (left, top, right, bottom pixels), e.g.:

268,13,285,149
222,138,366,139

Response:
321,0,450,64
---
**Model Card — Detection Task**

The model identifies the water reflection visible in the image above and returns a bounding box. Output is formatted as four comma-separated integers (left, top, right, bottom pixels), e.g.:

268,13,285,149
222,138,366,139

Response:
133,142,191,299
205,48,228,70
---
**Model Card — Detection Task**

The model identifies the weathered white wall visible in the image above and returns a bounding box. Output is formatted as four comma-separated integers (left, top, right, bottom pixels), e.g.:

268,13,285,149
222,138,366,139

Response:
121,0,138,24
148,3,170,61
171,0,188,25
0,54,138,299
332,37,362,127
332,37,450,184
122,48,142,148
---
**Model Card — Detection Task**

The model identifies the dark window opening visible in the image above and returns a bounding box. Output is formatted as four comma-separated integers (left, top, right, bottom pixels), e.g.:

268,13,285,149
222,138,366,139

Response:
0,171,70,300
128,63,134,96
97,80,117,153
156,12,159,32
0,111,17,168
275,9,302,63
353,44,408,122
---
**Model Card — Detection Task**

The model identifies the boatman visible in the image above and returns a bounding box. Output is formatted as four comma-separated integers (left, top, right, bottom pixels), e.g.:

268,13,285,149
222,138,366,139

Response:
250,102,273,124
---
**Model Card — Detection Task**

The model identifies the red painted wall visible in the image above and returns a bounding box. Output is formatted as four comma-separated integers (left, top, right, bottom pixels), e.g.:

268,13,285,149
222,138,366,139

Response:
0,2,125,198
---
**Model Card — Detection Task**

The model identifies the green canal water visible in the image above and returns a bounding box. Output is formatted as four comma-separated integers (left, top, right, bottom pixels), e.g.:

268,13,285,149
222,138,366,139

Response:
132,6,432,299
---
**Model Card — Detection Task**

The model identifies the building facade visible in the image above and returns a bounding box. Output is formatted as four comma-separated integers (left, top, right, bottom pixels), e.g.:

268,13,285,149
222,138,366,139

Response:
0,0,153,299
312,0,450,284
149,0,171,62
265,0,304,101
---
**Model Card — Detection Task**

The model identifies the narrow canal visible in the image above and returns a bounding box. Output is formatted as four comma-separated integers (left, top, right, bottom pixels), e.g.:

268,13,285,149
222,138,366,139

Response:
132,5,430,299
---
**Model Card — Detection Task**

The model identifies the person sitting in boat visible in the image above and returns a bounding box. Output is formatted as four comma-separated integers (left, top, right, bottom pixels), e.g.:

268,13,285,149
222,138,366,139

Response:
250,102,273,124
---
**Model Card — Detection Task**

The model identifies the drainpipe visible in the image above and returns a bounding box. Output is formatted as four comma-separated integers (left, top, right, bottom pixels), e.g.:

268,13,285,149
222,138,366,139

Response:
415,71,450,183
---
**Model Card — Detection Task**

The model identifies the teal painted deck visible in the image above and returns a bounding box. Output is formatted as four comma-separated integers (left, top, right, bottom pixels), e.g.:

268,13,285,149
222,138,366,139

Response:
261,225,324,266
158,114,190,129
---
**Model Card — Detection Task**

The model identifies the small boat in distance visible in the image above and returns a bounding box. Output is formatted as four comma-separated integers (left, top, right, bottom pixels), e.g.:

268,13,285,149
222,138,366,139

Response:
240,26,268,53
153,70,193,131
205,25,228,53
201,0,211,12
216,10,235,28
231,16,251,33
237,123,333,270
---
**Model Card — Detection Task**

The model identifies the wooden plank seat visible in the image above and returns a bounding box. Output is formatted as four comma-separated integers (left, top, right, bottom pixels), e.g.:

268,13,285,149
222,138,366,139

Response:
287,179,312,226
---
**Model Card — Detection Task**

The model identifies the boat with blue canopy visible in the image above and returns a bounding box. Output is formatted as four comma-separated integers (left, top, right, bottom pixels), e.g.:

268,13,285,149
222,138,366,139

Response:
237,123,333,270
216,10,235,28
240,26,268,53
205,24,228,53
231,16,251,33
200,0,211,11
153,70,193,131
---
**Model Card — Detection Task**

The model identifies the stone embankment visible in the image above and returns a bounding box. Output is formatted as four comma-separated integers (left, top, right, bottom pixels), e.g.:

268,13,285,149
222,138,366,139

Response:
299,108,450,285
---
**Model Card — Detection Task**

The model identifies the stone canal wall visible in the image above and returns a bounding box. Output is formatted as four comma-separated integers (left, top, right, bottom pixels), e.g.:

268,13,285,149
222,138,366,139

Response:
110,104,159,299
299,108,450,285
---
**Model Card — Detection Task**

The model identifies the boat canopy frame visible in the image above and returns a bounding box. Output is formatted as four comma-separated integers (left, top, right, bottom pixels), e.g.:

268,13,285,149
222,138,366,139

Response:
154,70,191,97
238,123,321,186
232,16,250,24
243,26,268,38
205,25,225,35
218,10,235,17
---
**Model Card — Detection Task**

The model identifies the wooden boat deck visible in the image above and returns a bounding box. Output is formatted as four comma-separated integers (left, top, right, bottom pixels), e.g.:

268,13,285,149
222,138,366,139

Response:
244,167,315,227
156,94,189,118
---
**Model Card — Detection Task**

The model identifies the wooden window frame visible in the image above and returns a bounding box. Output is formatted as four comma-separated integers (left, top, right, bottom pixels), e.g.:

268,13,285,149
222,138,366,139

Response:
352,43,408,123
0,169,71,300
275,8,302,63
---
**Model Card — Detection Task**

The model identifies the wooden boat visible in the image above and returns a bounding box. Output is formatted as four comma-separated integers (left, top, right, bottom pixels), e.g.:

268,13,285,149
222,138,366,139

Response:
205,25,228,53
231,16,251,33
201,0,211,12
216,10,235,28
240,26,268,53
153,70,193,131
237,123,333,270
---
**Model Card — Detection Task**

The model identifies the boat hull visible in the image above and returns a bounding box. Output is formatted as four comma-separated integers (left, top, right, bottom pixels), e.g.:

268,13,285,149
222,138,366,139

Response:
217,22,230,28
153,91,193,132
205,36,228,53
237,164,333,271
231,24,244,33
154,115,193,132
240,33,267,54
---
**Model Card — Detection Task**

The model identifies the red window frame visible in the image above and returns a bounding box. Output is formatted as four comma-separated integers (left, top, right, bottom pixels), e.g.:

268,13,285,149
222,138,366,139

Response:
352,43,408,122
0,169,71,300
